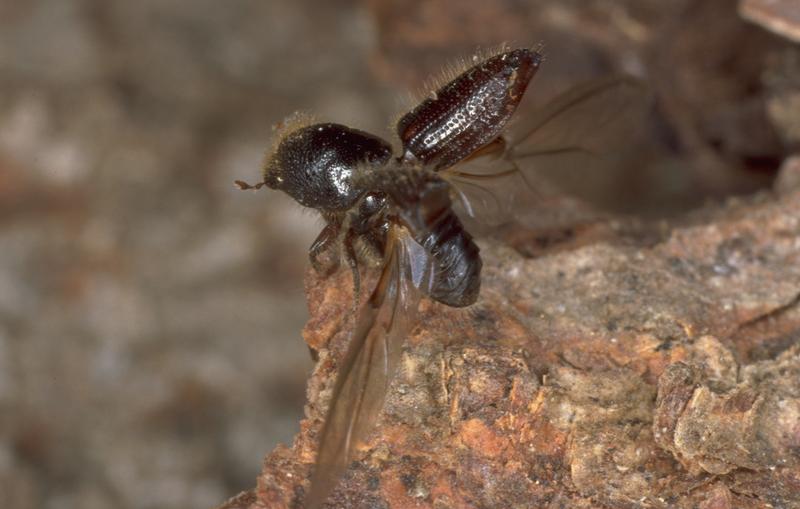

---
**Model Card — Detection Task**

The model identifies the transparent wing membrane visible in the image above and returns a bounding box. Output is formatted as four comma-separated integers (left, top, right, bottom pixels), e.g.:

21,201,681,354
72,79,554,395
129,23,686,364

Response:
506,76,646,158
442,76,650,226
305,227,433,509
445,159,542,226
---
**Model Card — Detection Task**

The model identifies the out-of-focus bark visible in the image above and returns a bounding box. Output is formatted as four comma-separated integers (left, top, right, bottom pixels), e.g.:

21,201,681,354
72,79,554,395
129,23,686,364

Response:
740,0,800,43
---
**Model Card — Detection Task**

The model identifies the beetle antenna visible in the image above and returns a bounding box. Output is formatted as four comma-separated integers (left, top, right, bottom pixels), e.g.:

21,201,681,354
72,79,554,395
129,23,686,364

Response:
234,179,266,191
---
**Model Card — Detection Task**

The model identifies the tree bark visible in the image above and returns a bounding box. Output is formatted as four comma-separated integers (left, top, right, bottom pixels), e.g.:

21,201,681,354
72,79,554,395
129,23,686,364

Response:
220,162,800,509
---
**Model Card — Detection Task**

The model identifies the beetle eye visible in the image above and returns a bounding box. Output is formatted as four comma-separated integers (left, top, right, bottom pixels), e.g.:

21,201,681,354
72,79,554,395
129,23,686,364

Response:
263,165,283,189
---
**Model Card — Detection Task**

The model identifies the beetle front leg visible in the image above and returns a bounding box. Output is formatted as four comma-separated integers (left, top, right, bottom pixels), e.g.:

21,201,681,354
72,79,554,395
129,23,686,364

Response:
342,228,361,307
309,221,340,274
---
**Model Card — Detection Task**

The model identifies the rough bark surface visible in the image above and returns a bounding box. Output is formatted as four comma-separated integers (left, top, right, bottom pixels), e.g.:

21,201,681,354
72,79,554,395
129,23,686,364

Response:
221,164,800,508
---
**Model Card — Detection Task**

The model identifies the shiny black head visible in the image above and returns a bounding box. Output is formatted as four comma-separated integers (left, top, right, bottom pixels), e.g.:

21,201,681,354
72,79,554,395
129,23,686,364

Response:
262,123,393,211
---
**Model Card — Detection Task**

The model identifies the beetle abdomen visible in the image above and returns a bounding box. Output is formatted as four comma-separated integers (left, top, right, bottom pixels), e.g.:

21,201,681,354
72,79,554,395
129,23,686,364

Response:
374,168,481,307
419,207,481,307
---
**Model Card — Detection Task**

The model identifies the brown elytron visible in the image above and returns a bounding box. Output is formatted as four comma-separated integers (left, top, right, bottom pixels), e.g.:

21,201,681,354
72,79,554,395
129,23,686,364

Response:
236,47,646,508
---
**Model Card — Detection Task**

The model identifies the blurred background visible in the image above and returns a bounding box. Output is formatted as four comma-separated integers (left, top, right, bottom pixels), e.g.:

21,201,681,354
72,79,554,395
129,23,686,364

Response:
0,1,797,508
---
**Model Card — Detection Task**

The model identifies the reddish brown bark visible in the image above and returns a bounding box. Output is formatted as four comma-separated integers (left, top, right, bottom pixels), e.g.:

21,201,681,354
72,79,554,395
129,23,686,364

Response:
222,164,800,508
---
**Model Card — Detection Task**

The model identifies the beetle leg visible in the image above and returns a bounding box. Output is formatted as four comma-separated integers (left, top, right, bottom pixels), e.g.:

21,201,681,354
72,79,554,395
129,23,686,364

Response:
343,228,361,309
309,221,340,274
